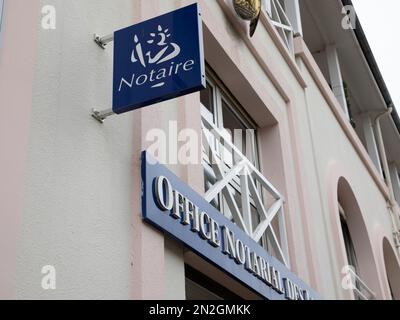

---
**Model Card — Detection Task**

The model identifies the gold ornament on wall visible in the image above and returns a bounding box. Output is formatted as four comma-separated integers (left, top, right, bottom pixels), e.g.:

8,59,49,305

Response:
232,0,262,37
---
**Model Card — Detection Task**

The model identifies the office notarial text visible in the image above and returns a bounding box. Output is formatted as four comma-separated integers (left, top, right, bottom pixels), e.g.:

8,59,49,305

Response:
153,175,313,300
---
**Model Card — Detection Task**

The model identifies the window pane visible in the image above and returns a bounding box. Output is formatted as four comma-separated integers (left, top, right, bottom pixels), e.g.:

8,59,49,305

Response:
221,99,257,165
340,216,359,271
0,0,4,32
0,0,4,54
221,100,246,131
200,82,214,115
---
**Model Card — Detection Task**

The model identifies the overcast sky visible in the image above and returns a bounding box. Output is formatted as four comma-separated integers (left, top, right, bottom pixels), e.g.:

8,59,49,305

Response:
351,0,400,112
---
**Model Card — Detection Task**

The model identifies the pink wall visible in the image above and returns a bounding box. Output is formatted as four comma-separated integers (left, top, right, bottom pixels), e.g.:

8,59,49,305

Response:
0,0,40,298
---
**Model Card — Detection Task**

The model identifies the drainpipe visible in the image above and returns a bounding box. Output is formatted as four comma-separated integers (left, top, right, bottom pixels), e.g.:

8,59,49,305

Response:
374,107,400,250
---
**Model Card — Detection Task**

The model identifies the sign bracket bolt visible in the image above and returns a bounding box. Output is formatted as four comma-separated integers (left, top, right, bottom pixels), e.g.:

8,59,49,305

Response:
94,33,114,49
91,108,115,123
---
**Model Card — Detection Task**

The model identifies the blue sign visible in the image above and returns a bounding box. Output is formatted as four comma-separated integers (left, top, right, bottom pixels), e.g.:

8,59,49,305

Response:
112,3,206,115
141,151,321,300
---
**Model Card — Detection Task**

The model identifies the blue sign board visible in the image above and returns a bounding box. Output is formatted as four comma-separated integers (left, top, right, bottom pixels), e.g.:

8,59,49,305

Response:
112,3,206,115
141,151,321,300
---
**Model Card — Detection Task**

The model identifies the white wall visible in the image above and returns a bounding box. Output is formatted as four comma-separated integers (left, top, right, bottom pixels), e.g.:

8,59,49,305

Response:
15,0,187,299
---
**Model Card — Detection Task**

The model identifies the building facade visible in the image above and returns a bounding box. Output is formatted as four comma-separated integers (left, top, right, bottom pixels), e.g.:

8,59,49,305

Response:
0,0,400,300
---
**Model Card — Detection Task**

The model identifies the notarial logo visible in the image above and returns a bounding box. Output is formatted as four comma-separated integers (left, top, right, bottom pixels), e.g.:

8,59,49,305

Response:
118,24,195,92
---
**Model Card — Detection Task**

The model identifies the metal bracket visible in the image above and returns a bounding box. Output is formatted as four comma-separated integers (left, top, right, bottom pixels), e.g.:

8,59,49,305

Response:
94,33,114,49
91,108,115,123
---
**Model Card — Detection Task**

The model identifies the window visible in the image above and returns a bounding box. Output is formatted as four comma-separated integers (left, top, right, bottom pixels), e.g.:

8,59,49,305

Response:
0,1,3,24
340,214,359,272
264,0,296,54
0,0,4,49
200,69,289,267
200,75,259,168
339,203,364,300
0,1,4,28
201,71,260,218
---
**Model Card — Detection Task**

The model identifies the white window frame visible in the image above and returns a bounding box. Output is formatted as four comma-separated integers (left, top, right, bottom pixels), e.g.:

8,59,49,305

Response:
201,71,260,170
264,0,296,55
200,70,290,267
